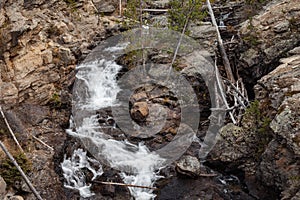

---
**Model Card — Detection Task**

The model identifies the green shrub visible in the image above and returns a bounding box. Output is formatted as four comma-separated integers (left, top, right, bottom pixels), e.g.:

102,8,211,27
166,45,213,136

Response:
0,152,32,186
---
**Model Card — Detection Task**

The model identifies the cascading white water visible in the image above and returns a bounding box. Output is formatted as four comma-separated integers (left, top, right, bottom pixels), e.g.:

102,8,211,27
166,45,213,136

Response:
62,59,165,199
62,27,222,199
61,148,103,198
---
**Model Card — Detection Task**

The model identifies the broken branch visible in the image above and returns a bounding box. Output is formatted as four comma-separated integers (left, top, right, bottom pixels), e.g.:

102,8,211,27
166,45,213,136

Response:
32,135,54,151
92,180,157,190
0,106,24,154
0,141,43,200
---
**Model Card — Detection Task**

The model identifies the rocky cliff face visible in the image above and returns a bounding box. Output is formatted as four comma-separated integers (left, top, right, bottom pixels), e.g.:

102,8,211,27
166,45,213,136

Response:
0,0,120,199
255,49,300,200
207,0,300,198
208,48,300,199
238,0,300,97
0,0,121,105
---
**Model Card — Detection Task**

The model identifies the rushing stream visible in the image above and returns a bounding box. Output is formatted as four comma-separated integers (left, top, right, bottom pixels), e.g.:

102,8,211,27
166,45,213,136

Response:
62,59,164,199
61,27,225,199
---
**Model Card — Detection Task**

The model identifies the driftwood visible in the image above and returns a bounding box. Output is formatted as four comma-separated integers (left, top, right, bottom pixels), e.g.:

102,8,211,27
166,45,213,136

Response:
198,173,218,177
92,172,216,191
0,141,43,200
206,0,235,83
139,8,168,12
0,106,24,153
206,0,250,124
92,180,158,190
32,135,54,151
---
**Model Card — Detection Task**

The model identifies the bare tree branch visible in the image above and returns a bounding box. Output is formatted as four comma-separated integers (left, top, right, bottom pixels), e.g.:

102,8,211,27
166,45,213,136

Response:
119,0,122,16
167,7,193,80
92,180,158,190
32,135,54,151
0,106,24,154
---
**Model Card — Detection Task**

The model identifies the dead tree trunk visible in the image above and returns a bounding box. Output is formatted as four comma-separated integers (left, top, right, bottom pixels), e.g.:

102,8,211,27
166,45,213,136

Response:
206,0,235,83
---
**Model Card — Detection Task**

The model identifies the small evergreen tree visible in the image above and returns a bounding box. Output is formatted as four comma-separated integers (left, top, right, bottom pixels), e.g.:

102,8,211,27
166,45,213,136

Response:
168,0,206,33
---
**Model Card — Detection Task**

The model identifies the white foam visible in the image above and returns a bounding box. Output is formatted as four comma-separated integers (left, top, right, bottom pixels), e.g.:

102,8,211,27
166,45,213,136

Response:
61,149,103,198
75,59,122,110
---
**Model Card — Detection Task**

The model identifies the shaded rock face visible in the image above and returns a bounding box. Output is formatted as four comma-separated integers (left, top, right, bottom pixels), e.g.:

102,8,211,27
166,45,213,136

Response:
208,47,300,199
255,49,300,199
236,0,300,97
0,104,70,199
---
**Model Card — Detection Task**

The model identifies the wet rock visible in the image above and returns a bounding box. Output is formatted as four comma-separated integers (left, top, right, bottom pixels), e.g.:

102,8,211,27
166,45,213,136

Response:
130,101,149,122
175,155,201,177
157,172,255,200
0,176,6,199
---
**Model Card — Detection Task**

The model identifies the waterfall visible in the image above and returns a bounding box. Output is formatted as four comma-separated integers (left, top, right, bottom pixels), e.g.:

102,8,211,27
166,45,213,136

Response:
61,27,223,199
62,59,165,199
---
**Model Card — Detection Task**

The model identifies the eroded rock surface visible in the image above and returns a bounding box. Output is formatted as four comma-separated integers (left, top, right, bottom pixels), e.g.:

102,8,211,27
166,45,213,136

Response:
255,48,300,199
0,0,120,105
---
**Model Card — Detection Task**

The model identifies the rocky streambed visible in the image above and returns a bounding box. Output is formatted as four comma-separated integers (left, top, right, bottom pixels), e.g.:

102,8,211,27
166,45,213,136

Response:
0,0,300,199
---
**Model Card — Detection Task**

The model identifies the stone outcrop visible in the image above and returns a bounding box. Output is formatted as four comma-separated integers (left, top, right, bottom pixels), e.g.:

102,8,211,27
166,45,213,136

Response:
0,0,120,105
255,48,300,200
208,3,300,198
238,0,300,96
